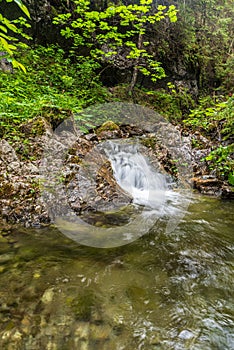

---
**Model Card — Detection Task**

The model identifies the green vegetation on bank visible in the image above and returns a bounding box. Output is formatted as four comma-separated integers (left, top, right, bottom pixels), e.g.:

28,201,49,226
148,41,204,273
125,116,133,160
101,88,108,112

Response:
183,95,234,183
0,46,108,138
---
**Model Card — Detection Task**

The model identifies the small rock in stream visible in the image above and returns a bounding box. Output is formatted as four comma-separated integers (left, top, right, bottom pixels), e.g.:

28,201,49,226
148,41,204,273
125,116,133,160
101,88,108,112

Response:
41,288,54,304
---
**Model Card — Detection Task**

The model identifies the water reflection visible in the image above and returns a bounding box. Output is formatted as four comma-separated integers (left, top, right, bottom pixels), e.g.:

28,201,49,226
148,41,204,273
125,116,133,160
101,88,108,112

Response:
0,196,233,349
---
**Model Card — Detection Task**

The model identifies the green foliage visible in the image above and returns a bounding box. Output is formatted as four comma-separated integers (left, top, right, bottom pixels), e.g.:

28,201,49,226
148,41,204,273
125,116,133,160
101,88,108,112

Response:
109,84,195,121
7,0,30,18
0,0,31,71
228,172,234,186
203,144,234,184
183,95,234,140
175,0,234,92
53,0,177,88
0,45,108,138
184,94,234,183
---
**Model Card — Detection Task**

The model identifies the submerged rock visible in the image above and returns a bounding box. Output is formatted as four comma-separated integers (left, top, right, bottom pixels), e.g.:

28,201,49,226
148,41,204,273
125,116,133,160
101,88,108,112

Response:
41,288,54,304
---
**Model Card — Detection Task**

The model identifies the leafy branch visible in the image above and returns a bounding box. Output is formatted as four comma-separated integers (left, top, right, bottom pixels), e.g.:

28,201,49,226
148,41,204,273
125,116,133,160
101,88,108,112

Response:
0,0,31,72
53,0,177,93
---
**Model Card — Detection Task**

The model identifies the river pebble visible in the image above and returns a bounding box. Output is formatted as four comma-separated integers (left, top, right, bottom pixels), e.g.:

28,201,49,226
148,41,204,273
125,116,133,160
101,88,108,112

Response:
178,329,194,340
41,288,54,304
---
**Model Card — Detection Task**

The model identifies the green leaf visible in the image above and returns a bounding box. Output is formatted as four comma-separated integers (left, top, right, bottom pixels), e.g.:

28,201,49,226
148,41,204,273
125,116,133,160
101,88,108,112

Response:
228,172,234,186
12,59,26,72
0,37,14,54
13,0,31,18
0,25,8,33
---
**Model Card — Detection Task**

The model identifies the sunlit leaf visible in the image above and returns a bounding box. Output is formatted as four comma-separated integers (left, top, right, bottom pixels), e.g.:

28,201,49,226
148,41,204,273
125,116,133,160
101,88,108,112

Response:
13,0,31,18
12,59,27,73
228,173,234,186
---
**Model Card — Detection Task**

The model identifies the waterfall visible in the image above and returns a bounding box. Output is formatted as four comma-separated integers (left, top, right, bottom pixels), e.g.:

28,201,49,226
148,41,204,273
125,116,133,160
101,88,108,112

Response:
54,140,192,247
102,140,168,209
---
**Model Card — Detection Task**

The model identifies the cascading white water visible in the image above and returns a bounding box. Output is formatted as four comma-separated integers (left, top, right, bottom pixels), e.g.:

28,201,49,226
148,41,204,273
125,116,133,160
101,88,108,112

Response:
53,139,192,248
102,140,168,210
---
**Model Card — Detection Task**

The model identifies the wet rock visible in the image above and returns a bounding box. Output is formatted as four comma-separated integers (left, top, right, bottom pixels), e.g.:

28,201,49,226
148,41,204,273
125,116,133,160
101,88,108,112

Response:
149,334,161,345
84,133,98,142
66,144,132,215
91,309,103,325
192,176,222,195
7,328,22,342
8,238,18,245
41,288,54,304
0,224,12,235
221,185,234,199
0,266,5,273
121,124,144,137
178,329,194,340
46,341,58,350
73,322,90,350
21,315,31,335
0,236,8,244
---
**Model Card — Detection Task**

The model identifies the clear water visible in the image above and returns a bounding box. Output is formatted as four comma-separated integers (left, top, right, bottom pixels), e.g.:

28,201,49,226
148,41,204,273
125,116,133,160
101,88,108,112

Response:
0,196,233,349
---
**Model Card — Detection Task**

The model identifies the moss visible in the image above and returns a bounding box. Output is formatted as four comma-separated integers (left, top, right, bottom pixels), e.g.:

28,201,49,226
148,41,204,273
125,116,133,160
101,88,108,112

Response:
19,107,72,136
67,147,77,156
69,290,96,321
141,137,157,148
40,106,73,130
110,85,195,121
20,116,51,136
31,117,50,136
126,285,147,301
66,148,82,164
96,120,120,135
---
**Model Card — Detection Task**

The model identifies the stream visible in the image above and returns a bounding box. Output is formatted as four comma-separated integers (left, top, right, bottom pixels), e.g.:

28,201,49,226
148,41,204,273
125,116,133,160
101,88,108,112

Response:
0,195,233,349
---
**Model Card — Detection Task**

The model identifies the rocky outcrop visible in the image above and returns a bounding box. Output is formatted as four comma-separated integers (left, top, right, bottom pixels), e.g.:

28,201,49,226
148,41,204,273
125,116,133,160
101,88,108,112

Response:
0,52,13,73
0,119,133,227
0,138,48,227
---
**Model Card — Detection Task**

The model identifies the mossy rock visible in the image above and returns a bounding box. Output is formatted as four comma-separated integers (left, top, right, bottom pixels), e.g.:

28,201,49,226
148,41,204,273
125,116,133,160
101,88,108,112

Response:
31,117,51,135
20,106,74,136
40,105,73,130
20,116,51,136
96,121,120,135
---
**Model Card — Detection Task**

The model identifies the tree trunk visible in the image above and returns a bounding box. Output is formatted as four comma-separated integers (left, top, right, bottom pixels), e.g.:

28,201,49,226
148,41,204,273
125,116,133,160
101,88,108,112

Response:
129,32,143,95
